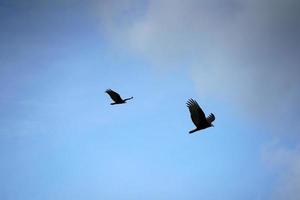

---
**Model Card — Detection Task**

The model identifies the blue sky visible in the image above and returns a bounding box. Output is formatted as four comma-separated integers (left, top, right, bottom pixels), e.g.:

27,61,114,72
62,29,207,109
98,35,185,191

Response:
1,1,300,200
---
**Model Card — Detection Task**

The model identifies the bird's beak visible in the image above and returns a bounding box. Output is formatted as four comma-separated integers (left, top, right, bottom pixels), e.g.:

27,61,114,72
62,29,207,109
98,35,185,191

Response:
212,124,214,127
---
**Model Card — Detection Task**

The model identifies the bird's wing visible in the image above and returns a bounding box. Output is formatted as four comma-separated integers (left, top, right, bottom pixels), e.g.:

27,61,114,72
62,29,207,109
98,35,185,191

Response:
105,89,123,102
206,113,215,124
186,99,206,127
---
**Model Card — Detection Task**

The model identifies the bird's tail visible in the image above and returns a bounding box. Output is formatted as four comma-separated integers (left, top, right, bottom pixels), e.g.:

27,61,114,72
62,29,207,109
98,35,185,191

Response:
189,128,198,134
124,97,133,101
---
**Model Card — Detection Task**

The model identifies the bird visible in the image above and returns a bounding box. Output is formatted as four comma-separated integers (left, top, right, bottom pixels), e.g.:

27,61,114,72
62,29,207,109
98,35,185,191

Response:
186,98,215,134
105,89,133,105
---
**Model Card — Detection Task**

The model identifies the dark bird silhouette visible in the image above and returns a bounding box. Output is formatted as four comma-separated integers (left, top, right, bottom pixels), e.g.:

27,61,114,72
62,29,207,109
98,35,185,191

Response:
186,98,215,134
105,89,133,105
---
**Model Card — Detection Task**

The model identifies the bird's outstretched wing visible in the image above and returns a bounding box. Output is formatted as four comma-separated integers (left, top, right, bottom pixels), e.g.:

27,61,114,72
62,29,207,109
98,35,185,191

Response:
105,89,123,102
206,113,215,124
186,99,206,127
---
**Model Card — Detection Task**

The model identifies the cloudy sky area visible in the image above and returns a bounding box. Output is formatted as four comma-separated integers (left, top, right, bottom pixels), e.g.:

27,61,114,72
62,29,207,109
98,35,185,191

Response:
0,0,299,199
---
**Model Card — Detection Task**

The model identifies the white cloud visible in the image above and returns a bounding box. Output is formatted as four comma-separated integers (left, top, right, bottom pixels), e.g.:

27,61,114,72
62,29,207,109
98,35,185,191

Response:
96,0,300,135
96,0,300,198
262,140,300,200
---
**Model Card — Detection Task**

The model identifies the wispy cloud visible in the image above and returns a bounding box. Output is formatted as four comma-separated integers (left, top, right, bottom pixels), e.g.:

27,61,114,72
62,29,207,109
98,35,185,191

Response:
96,0,300,197
262,139,300,200
96,0,300,136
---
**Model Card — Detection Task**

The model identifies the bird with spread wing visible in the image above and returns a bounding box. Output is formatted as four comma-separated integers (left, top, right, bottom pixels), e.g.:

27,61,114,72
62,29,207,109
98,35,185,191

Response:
186,98,215,133
105,89,133,105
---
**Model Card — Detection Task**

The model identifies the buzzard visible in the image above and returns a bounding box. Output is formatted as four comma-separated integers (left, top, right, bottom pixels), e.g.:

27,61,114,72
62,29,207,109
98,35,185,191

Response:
105,89,133,105
186,98,215,133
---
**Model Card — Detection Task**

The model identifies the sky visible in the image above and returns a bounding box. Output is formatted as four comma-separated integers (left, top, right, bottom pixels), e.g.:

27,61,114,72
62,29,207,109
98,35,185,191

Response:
0,0,299,199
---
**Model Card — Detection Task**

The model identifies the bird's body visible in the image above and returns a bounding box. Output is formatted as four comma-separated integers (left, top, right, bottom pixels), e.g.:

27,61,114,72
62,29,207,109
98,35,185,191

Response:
105,89,133,105
186,99,215,134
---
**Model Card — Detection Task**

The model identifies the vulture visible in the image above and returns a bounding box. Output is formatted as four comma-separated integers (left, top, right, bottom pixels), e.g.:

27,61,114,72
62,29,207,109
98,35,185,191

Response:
105,89,133,105
186,98,215,134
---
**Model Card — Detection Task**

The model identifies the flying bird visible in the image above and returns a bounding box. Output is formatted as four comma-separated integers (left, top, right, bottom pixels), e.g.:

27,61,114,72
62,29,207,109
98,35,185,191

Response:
105,89,133,105
186,98,215,134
